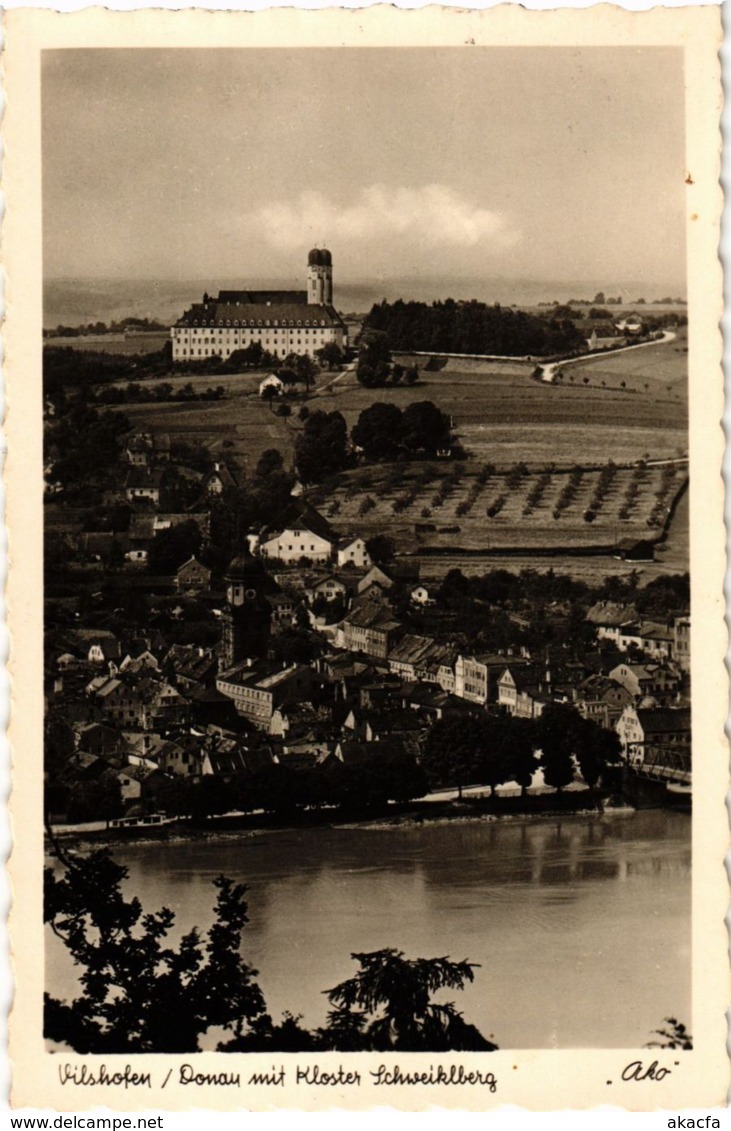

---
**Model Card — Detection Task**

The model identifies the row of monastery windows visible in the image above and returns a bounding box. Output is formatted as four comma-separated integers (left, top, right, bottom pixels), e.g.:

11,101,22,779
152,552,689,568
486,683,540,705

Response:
183,318,330,328
184,331,329,343
177,347,319,358
181,327,331,337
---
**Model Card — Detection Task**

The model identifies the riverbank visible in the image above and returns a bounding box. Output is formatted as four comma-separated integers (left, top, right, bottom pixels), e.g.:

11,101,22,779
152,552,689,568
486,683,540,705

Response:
47,785,649,854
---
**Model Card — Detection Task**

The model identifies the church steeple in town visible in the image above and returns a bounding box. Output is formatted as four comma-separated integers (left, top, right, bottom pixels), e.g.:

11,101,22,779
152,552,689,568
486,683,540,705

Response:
219,548,271,670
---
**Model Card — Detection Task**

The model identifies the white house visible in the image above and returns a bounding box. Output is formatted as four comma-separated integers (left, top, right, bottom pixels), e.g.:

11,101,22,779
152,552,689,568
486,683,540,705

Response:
259,373,285,397
259,502,334,565
336,536,371,570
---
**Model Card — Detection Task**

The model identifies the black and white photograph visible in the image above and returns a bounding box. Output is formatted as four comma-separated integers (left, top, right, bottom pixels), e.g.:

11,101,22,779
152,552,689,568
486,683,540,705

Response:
5,4,726,1112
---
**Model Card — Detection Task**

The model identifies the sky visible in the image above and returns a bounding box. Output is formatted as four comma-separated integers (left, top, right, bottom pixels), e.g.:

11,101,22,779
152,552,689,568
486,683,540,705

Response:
42,47,687,294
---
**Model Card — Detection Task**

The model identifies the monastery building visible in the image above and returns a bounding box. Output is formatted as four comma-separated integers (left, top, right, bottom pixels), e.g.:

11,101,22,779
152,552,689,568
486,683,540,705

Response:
171,248,346,361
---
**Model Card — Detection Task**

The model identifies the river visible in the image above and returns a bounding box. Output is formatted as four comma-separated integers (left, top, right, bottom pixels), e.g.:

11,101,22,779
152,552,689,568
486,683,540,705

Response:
46,809,690,1050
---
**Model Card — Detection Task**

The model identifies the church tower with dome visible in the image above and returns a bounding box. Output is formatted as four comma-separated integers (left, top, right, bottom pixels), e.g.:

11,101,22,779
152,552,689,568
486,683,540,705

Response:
172,248,345,362
307,247,333,305
219,550,272,670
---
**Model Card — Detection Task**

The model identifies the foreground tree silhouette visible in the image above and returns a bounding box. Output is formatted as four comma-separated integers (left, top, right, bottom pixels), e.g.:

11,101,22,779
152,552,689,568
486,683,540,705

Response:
44,850,269,1053
45,847,497,1053
646,1018,693,1050
318,949,498,1052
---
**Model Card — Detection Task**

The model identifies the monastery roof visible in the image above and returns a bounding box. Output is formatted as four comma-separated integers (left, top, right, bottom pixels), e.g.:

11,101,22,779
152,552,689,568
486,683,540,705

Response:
216,289,307,305
176,299,344,329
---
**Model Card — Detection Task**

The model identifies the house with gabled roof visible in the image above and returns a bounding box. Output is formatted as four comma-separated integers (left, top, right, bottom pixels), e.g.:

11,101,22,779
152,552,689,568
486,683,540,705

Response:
573,674,633,729
204,461,238,494
387,634,440,682
125,467,164,505
259,372,286,397
498,665,552,719
259,501,334,564
615,705,691,767
163,644,218,689
614,537,655,563
585,601,638,645
86,633,122,665
336,602,403,660
307,574,349,604
608,661,679,703
176,556,212,593
73,721,130,760
357,564,395,596
336,536,371,570
635,622,675,660
455,653,528,707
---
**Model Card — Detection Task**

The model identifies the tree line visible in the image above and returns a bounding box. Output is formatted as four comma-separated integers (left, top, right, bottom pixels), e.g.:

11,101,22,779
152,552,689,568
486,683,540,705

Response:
362,299,584,357
422,704,621,798
44,316,169,338
95,382,227,405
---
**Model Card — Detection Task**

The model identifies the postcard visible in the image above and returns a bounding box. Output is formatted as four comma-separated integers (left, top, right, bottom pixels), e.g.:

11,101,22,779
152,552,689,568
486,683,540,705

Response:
5,4,727,1112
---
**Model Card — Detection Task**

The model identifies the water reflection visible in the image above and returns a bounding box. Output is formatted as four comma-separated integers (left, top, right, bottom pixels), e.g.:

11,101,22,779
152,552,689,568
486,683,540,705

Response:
47,809,690,1049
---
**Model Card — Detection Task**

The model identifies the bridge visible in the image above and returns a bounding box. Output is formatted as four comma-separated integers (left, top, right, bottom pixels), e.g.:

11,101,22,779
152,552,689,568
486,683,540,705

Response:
631,747,691,787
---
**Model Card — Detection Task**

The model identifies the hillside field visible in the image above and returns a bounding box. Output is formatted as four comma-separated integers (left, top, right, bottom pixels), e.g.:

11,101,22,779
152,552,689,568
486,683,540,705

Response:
97,331,688,573
310,461,687,553
313,337,687,468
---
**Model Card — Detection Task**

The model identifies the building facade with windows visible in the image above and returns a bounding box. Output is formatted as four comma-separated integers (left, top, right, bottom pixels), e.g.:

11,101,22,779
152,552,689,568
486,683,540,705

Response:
171,249,347,362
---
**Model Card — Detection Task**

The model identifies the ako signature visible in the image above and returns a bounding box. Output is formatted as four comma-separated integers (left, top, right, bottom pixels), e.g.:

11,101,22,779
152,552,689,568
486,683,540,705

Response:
621,1059,673,1083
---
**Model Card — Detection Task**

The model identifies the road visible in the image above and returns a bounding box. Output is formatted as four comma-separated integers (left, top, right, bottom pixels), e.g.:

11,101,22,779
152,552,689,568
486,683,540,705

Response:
536,331,677,384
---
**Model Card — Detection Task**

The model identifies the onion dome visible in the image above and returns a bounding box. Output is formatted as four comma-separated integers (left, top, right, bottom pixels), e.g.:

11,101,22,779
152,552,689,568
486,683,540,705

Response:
225,549,266,584
308,247,332,266
226,555,250,581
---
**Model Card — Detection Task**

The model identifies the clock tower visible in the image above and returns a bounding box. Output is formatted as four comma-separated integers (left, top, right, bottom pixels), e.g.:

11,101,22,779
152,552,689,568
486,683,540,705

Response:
220,551,271,670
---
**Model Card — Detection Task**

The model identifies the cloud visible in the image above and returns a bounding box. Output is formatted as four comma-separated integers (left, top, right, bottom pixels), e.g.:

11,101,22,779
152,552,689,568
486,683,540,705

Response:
257,185,518,253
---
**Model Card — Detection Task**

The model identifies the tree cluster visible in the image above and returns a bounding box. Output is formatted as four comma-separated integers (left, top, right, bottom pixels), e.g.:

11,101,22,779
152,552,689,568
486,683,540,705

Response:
421,705,621,797
295,410,350,483
45,401,131,498
45,316,168,338
44,346,174,410
363,299,584,357
355,330,419,388
95,382,227,405
352,401,450,462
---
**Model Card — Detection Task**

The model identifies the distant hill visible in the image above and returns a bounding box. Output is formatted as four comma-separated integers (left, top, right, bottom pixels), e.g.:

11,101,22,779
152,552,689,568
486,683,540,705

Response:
44,276,687,333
